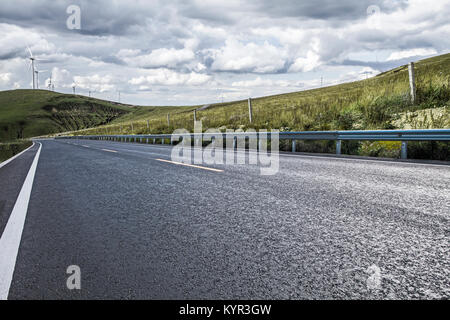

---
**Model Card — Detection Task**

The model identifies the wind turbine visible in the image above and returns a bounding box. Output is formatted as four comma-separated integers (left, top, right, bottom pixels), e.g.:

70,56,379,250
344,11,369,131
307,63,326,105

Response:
26,46,48,89
72,82,77,94
47,74,53,90
27,47,36,89
34,69,47,89
88,88,96,97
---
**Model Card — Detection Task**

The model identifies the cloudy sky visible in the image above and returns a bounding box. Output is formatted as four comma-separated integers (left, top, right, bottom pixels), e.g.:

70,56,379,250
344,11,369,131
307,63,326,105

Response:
0,0,448,105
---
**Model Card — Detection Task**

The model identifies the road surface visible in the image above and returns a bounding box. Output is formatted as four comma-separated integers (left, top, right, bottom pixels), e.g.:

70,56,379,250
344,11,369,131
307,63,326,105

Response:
0,139,448,299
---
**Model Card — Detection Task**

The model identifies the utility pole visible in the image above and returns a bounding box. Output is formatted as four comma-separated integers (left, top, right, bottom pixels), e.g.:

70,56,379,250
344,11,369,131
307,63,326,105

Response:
194,109,197,122
167,113,170,127
248,97,253,123
408,62,416,104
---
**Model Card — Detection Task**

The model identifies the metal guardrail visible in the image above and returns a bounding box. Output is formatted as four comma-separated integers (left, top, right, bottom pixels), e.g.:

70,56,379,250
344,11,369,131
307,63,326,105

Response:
56,129,450,159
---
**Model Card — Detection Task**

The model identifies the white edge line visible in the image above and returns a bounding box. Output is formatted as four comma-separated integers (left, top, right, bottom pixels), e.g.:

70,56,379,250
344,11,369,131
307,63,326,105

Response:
155,158,223,172
0,142,42,300
0,142,35,170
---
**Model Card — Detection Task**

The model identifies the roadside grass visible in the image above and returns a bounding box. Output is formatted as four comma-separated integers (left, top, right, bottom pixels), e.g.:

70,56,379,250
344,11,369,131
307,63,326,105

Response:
0,140,33,163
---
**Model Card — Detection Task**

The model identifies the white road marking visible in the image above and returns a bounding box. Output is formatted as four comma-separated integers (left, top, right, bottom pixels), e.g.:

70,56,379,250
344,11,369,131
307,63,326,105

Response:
0,142,42,300
154,158,224,172
101,149,118,153
0,142,35,170
82,145,90,148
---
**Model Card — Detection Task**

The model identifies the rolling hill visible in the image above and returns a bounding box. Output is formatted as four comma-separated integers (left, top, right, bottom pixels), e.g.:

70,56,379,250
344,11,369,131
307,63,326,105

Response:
0,90,132,142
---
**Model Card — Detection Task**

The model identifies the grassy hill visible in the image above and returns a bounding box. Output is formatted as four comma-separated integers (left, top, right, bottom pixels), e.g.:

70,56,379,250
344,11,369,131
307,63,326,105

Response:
0,90,132,142
81,53,449,136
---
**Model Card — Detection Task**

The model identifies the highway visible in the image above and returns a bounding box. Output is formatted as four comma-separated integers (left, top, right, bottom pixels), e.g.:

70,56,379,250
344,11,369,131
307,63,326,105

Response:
0,139,449,299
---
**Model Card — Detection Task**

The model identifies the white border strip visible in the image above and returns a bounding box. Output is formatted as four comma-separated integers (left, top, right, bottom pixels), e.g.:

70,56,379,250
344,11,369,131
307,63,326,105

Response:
0,142,42,300
0,142,35,170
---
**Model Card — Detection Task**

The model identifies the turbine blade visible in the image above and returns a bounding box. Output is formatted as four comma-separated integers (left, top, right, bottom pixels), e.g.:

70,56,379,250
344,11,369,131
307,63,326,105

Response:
27,46,33,57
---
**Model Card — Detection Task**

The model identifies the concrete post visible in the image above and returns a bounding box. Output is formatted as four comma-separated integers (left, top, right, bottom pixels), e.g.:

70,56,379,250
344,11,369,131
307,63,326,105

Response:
146,138,149,144
336,140,342,155
408,62,416,104
401,141,408,159
153,138,156,144
248,98,253,123
194,110,197,122
292,140,296,153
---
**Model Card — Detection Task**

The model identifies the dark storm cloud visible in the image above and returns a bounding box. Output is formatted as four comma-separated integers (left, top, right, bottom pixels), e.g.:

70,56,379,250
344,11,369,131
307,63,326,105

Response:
0,0,151,36
256,0,409,20
0,0,410,35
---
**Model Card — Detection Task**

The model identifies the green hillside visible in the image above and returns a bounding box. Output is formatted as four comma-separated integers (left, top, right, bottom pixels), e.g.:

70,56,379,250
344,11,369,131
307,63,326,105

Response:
81,53,450,136
0,90,131,142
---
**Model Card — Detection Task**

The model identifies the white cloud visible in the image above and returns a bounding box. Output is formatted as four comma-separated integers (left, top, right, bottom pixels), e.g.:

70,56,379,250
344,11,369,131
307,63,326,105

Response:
0,72,12,85
121,47,195,69
210,39,287,73
387,48,438,61
50,67,72,89
129,69,211,86
73,74,116,92
289,51,321,73
232,77,304,88
0,23,55,59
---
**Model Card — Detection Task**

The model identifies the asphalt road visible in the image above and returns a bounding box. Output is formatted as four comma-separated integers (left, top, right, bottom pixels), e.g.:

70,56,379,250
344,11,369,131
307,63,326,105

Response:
0,139,449,299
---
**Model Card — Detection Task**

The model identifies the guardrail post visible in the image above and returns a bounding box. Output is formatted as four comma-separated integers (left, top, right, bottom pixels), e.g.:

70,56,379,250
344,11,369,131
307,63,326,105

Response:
336,140,342,155
162,138,165,145
401,141,408,159
146,138,149,144
292,140,296,152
